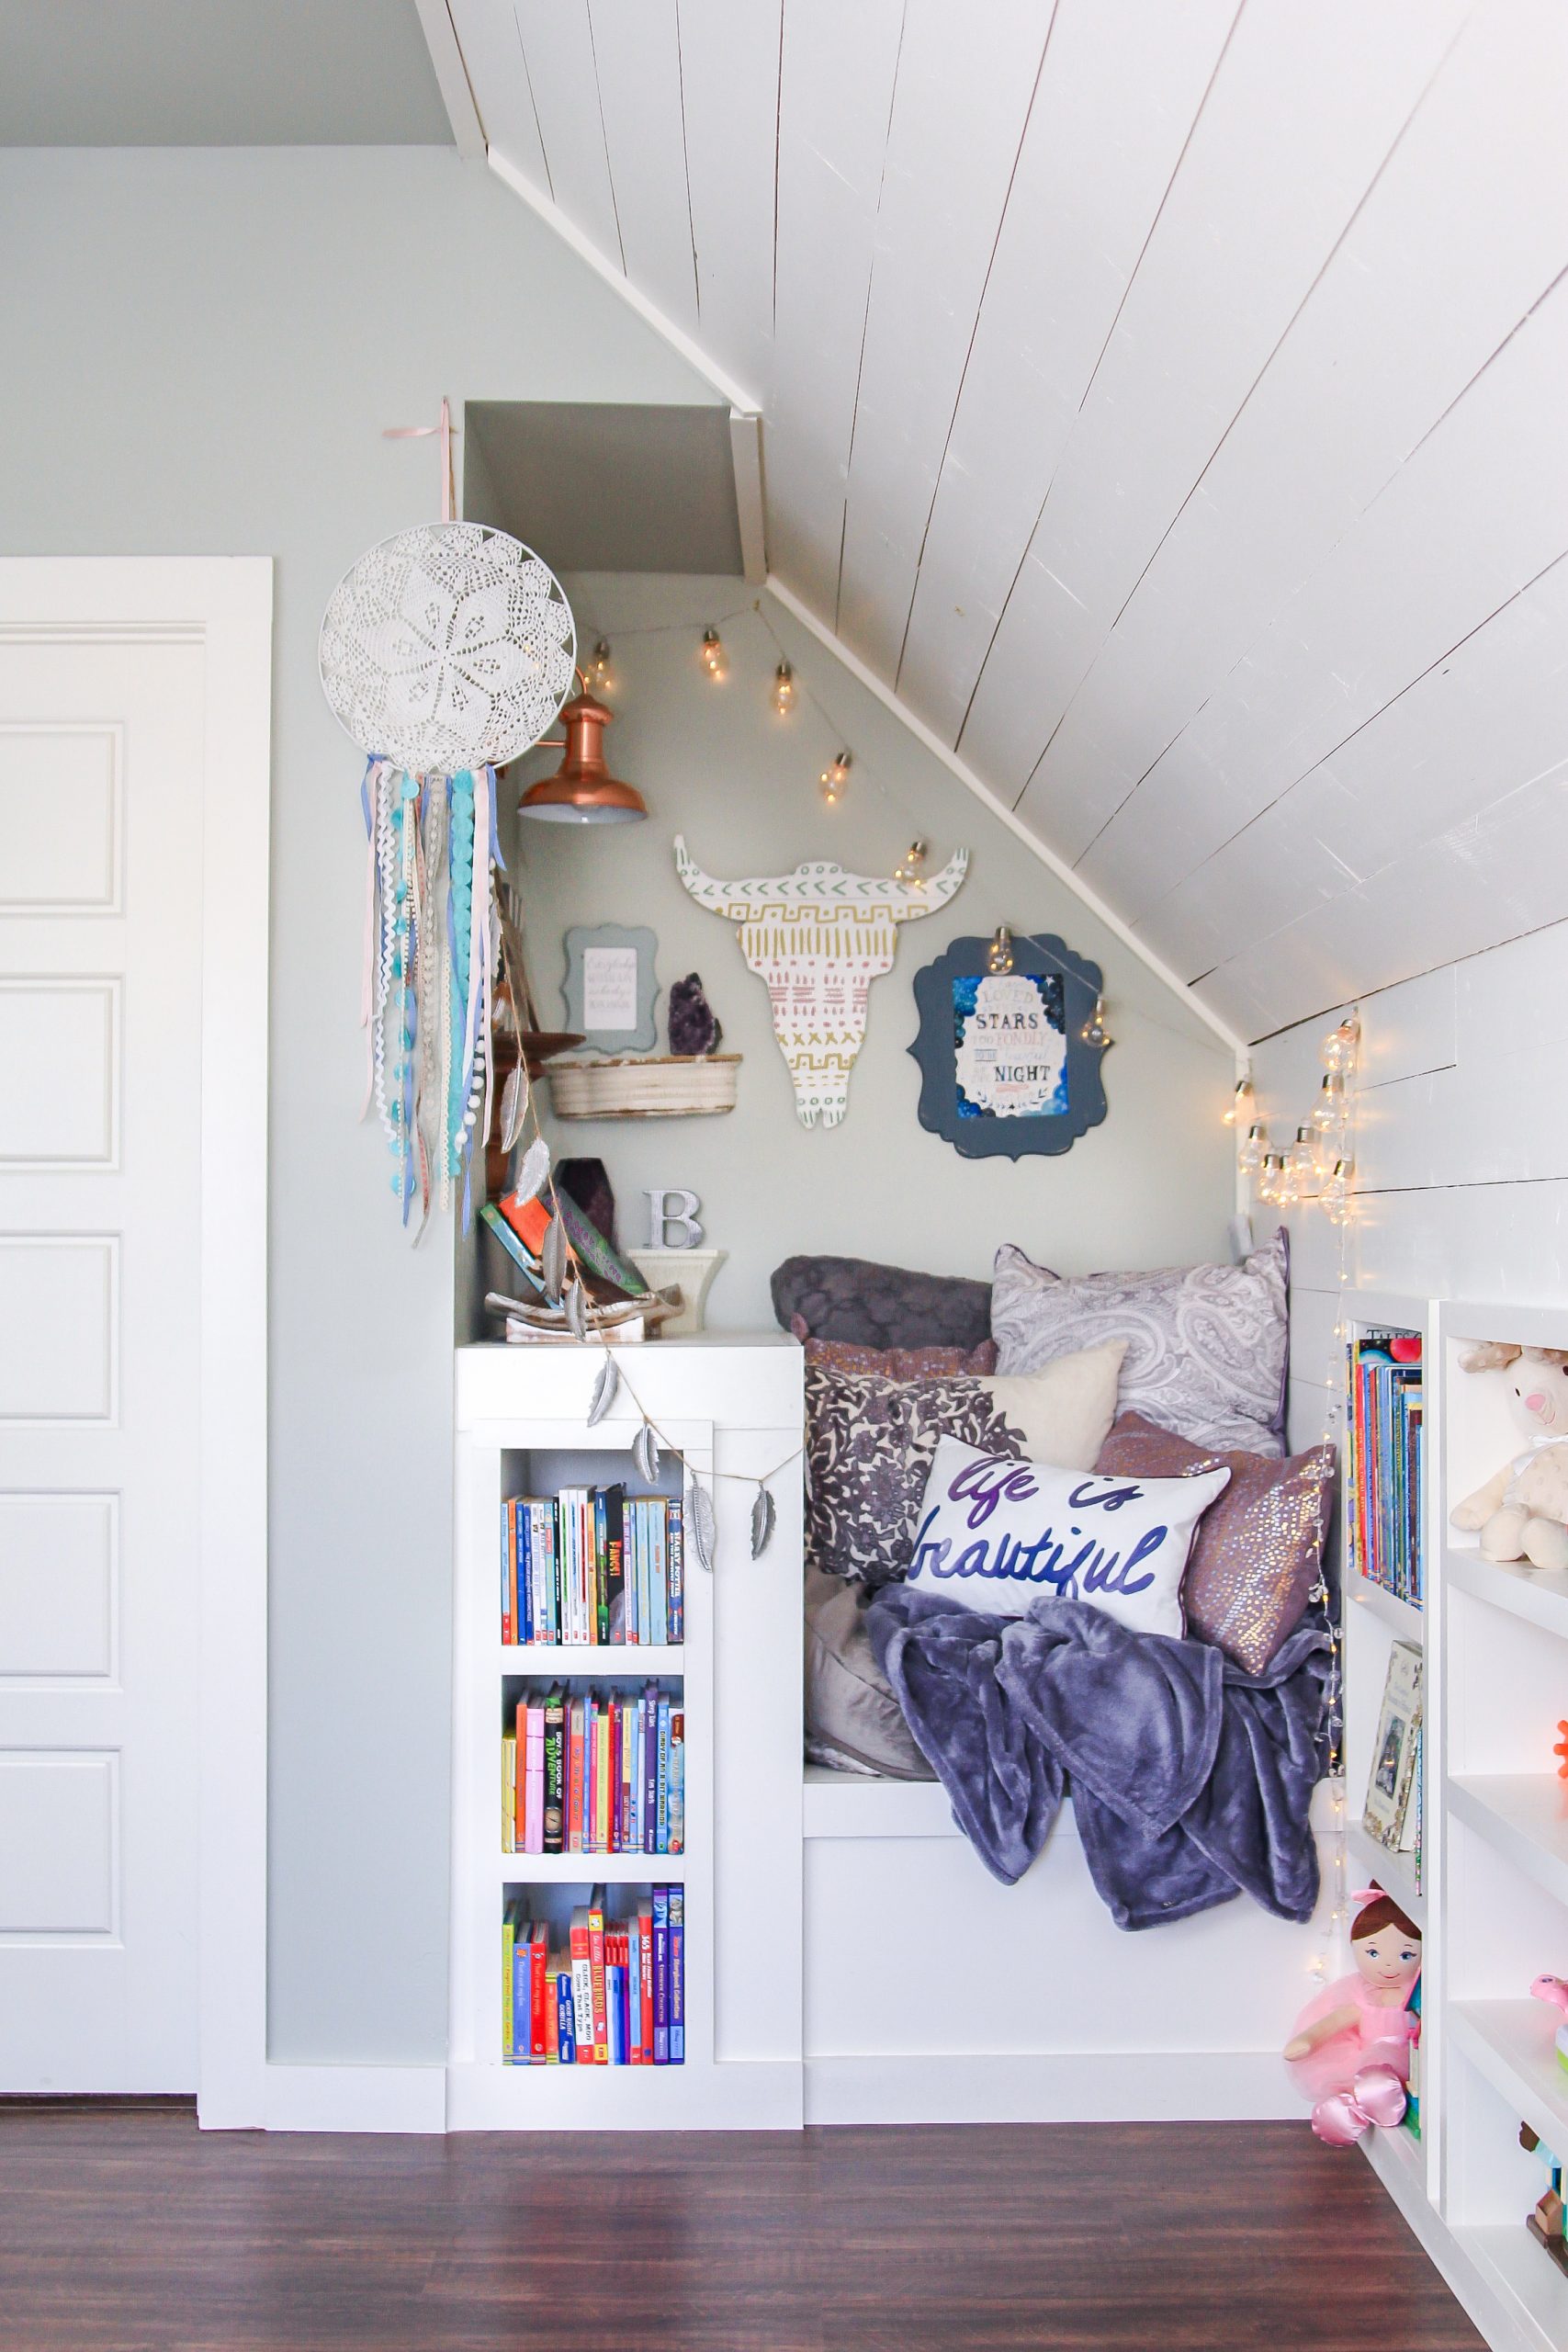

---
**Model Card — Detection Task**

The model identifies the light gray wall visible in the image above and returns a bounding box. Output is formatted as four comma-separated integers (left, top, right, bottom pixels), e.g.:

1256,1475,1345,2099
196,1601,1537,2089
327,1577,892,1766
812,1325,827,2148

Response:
0,146,718,2064
502,575,1238,1328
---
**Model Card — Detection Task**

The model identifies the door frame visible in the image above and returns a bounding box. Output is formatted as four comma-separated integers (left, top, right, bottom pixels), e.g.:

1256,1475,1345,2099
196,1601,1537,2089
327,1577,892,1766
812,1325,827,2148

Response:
0,559,273,2126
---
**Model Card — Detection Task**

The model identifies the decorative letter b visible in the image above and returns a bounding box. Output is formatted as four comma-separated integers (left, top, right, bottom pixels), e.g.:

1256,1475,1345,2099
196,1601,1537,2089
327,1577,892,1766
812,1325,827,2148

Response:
645,1187,704,1250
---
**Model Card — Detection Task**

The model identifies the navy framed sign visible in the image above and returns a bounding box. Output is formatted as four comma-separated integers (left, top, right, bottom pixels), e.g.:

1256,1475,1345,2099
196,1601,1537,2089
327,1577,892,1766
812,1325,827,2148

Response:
909,933,1109,1159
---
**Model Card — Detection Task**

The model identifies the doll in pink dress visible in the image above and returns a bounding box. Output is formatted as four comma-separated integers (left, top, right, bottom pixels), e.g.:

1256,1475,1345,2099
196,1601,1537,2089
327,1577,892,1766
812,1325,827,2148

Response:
1283,1888,1422,2145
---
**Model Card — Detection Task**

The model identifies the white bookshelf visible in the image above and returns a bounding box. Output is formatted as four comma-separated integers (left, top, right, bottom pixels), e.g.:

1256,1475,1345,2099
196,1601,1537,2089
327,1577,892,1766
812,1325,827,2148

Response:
446,1334,805,2132
1335,1293,1568,2350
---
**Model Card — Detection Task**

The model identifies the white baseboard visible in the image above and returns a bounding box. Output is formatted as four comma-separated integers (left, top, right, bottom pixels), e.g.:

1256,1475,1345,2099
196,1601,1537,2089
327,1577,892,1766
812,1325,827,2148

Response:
262,2064,447,2134
804,2051,1303,2126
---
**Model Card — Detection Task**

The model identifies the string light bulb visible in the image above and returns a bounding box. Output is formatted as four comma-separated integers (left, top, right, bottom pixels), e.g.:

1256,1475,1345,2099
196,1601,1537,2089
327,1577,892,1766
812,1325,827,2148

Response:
1322,1015,1360,1073
1238,1122,1268,1172
1258,1153,1286,1205
987,923,1014,976
1291,1125,1323,1182
1313,1070,1346,1130
1224,1077,1255,1128
772,660,795,717
893,839,928,888
819,751,852,806
1321,1159,1355,1224
1081,995,1113,1050
586,638,615,695
701,627,728,683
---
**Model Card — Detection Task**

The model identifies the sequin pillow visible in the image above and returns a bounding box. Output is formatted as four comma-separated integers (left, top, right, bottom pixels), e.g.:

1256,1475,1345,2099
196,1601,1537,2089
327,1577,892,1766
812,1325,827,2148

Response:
805,1340,1126,1589
906,1436,1230,1637
1095,1411,1335,1672
990,1229,1290,1455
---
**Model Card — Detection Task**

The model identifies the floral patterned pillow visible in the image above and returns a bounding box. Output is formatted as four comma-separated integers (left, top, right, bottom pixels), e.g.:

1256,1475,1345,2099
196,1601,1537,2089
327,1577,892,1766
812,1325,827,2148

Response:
805,1340,1125,1588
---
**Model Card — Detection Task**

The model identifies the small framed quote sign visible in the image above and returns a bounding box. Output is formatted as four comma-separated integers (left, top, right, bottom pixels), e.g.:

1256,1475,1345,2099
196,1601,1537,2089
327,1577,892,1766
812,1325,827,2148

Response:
909,933,1109,1159
562,924,660,1055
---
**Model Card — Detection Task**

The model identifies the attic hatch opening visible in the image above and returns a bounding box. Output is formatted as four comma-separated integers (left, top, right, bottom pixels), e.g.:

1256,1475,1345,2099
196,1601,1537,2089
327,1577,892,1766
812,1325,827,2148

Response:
461,401,746,577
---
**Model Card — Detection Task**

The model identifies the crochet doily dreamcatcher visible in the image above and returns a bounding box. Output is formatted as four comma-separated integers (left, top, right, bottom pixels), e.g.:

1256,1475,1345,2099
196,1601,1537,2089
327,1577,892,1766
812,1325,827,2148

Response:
319,521,576,1226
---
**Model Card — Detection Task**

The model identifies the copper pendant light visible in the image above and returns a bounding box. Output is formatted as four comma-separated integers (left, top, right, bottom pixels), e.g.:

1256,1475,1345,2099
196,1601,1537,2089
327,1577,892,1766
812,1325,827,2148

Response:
516,690,647,825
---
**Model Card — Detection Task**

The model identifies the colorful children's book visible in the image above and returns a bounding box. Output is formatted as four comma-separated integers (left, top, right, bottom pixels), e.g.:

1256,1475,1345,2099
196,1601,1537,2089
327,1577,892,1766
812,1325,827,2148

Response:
669,1889,684,2065
480,1201,547,1294
570,1907,594,2067
502,1903,517,2061
588,1885,609,2065
652,1886,670,2064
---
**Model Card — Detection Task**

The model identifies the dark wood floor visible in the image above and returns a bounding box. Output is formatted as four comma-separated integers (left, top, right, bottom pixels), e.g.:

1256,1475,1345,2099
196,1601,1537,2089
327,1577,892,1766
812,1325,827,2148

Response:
0,2103,1483,2351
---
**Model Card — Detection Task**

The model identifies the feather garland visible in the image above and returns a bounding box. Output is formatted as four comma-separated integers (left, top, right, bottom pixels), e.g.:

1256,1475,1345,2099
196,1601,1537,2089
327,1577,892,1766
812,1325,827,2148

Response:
750,1484,776,1561
562,1279,588,1340
541,1214,568,1306
587,1354,620,1427
513,1135,550,1206
633,1421,660,1485
688,1481,716,1573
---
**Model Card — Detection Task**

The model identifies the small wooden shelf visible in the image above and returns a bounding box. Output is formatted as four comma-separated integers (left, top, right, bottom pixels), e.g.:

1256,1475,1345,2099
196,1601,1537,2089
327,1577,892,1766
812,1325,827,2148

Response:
1451,1999,1568,2154
1449,1774,1568,1909
502,1645,683,1674
1347,1820,1425,1928
1447,1546,1568,1643
1348,1573,1424,1644
501,1852,686,1883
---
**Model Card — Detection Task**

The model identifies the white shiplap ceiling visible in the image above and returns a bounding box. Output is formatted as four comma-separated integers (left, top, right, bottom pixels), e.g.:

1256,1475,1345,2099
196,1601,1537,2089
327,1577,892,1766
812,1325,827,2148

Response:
441,0,1568,1043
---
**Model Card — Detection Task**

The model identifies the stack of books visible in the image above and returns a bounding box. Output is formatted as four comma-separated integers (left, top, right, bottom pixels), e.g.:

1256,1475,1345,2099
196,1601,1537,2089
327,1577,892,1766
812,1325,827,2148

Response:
502,1885,684,2065
502,1685,684,1856
1347,1329,1424,1606
502,1487,683,1646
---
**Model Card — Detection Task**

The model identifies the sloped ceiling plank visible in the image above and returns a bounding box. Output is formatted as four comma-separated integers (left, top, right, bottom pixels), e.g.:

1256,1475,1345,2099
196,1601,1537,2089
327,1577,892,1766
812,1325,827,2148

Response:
1150,558,1568,979
446,0,553,184
675,0,784,413
953,0,1471,807
1079,278,1568,925
513,0,626,269
895,0,1235,747
588,0,699,335
764,0,907,618
1189,560,1568,1035
1023,0,1568,870
831,0,1051,672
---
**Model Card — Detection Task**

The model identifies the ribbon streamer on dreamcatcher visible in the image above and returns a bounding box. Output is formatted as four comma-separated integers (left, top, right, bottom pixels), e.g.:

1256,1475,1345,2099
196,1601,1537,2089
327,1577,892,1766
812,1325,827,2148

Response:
319,400,577,1232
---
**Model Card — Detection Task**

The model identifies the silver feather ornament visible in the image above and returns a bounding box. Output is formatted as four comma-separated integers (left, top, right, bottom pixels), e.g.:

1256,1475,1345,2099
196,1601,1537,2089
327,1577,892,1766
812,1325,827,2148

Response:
587,1353,620,1427
688,1480,716,1572
513,1134,550,1205
563,1279,588,1340
541,1212,567,1304
633,1421,660,1484
750,1483,776,1561
499,1066,525,1154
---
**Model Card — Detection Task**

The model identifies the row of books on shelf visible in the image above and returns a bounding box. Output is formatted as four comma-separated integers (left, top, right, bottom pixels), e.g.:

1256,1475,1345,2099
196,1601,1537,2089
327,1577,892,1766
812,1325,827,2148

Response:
1363,1636,1422,1883
1347,1329,1424,1607
502,1888,684,2065
502,1487,683,1647
502,1685,684,1856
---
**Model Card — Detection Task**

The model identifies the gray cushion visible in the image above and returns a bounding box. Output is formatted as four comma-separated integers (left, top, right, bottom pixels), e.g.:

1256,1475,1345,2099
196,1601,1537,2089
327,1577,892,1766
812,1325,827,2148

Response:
805,1566,935,1781
990,1229,1290,1456
772,1253,992,1351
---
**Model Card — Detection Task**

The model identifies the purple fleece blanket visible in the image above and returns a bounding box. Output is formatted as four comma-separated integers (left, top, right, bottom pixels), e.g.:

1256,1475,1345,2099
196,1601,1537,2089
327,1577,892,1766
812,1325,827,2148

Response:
866,1586,1328,1929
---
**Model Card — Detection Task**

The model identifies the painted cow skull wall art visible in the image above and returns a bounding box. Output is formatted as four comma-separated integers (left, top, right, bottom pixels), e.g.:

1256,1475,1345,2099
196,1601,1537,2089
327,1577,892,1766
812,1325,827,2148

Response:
673,836,968,1126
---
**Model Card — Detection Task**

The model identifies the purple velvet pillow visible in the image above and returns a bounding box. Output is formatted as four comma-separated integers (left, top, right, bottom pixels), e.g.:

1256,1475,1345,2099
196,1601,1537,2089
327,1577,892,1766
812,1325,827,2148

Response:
1094,1410,1333,1673
772,1254,992,1352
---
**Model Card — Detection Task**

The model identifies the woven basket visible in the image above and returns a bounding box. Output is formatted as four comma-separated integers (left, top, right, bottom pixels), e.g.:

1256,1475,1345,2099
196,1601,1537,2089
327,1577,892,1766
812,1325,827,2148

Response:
547,1053,740,1120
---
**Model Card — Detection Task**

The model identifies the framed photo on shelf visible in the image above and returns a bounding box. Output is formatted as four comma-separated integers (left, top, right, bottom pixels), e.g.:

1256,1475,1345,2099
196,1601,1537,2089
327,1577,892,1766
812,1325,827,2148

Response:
1362,1638,1423,1853
561,923,660,1055
908,932,1109,1159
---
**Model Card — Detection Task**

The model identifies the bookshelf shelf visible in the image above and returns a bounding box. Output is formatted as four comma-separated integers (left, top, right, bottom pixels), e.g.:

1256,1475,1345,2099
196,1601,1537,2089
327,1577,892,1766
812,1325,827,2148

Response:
502,1645,684,1674
500,1852,687,1883
450,1336,805,2132
1456,2227,1568,2352
1348,1572,1424,1645
1449,1775,1568,1910
1451,2000,1568,2156
1347,1819,1426,1929
1447,1547,1568,1645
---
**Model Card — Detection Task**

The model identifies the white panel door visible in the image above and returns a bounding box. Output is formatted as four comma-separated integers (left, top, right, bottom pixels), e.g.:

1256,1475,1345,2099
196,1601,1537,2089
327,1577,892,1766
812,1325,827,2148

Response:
0,632,204,2089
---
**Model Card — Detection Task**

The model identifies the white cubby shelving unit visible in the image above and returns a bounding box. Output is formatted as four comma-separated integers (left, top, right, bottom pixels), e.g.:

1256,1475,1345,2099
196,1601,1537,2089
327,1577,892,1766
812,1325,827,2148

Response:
1339,1294,1568,2352
447,1334,804,2132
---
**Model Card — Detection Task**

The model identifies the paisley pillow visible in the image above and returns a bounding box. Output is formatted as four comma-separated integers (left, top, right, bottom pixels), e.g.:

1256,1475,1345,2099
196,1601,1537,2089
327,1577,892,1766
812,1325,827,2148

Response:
805,1340,1125,1588
990,1230,1289,1456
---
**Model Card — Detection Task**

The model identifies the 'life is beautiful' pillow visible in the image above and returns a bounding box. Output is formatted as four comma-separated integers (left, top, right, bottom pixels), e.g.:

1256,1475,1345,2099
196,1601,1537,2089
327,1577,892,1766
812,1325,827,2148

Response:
906,1436,1231,1637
